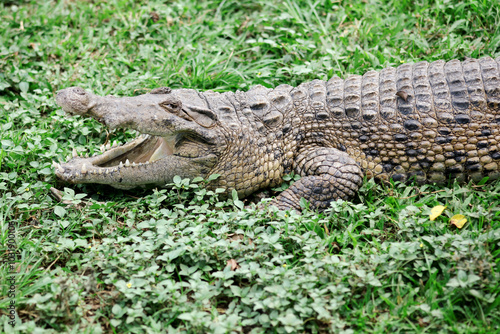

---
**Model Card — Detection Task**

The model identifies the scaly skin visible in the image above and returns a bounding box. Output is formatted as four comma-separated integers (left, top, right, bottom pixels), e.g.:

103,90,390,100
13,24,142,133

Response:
55,57,500,210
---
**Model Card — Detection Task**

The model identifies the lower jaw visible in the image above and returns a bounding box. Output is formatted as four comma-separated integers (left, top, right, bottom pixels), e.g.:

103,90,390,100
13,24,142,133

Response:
54,135,175,183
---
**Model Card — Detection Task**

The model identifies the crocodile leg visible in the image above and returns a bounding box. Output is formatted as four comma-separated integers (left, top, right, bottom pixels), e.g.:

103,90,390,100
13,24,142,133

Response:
272,147,363,210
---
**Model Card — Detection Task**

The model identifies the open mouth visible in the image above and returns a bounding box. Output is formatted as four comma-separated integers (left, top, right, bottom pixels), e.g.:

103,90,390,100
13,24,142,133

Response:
93,134,174,168
53,133,176,178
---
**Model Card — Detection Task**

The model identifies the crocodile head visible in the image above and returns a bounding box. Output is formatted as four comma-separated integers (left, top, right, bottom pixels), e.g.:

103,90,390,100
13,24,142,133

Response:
54,87,224,189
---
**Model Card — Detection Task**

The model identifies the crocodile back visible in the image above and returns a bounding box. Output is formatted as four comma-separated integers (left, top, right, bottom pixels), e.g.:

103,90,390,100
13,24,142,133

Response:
275,57,500,184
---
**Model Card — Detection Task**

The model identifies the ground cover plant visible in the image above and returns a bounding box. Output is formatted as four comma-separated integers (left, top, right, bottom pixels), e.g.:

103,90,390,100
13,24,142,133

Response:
1,0,500,333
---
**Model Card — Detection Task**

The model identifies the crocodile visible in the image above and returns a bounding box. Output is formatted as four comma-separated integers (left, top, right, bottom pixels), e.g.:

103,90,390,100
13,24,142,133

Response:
54,57,500,210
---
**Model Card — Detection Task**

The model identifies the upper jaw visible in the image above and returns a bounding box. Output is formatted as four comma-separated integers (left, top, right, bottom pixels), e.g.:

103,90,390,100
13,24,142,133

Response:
56,87,218,140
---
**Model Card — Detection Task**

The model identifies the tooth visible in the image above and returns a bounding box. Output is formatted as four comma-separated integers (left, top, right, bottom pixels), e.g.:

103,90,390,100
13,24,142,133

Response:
125,159,130,166
132,162,136,166
72,148,78,158
85,153,89,158
100,145,105,152
81,164,87,174
106,143,111,149
112,141,118,147
119,161,123,167
52,161,64,173
98,169,103,174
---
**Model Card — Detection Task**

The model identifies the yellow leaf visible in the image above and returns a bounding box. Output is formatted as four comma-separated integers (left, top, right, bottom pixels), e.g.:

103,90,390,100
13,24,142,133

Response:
429,205,446,221
450,214,467,229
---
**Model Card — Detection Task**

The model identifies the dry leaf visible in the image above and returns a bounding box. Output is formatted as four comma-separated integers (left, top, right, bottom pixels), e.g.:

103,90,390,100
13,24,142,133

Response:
150,12,160,22
226,259,240,271
430,205,446,221
418,317,429,327
228,233,254,248
324,223,330,236
330,241,341,253
228,233,244,241
450,214,467,228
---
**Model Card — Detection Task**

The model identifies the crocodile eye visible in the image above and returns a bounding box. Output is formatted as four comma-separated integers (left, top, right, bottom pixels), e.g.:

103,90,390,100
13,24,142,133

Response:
74,87,86,95
160,100,182,113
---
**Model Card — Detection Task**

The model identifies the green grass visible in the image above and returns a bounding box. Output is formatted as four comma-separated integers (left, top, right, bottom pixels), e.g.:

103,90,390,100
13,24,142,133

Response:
1,0,500,333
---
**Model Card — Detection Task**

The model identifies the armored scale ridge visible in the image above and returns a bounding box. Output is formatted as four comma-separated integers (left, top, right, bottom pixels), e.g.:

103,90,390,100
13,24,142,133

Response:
55,57,500,211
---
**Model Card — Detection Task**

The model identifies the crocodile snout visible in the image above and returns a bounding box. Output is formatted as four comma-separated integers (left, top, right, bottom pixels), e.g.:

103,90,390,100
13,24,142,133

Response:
56,87,94,115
